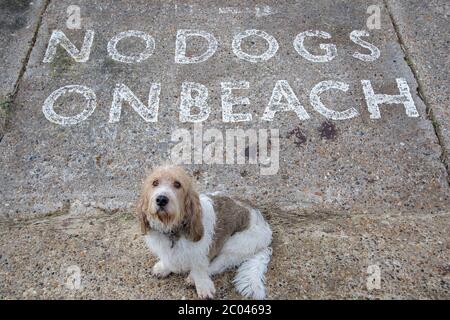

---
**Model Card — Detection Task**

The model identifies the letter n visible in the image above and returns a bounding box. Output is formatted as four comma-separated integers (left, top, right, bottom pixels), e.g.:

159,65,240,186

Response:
43,30,94,63
109,83,161,123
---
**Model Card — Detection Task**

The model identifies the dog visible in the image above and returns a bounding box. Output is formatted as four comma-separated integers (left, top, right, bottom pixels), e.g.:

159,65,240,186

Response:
136,165,272,299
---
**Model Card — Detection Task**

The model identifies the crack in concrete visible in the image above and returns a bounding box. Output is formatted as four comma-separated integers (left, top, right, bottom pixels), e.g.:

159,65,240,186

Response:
3,203,450,227
384,0,450,187
4,0,51,134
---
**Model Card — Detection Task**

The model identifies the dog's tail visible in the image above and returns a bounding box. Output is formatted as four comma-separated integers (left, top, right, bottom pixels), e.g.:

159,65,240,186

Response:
233,247,272,300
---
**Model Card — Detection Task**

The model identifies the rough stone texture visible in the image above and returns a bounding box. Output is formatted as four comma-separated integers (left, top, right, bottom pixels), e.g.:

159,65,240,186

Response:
1,210,449,299
0,0,47,139
1,0,449,218
386,0,450,178
1,0,450,300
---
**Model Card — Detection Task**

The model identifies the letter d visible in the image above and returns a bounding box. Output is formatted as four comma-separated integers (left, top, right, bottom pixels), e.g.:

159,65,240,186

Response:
175,29,218,64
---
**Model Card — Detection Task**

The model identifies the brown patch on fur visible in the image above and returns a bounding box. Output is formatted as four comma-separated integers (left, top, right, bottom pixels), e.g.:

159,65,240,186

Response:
136,196,150,235
208,196,251,261
156,211,173,225
183,187,203,242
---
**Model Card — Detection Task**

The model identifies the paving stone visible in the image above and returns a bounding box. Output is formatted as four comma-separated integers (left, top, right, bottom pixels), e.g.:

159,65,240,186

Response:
0,210,448,299
386,0,450,177
1,0,450,301
0,0,449,219
0,0,47,138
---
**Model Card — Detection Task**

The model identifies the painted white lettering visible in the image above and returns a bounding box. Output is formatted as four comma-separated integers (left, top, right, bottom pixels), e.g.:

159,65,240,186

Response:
109,83,161,123
107,30,155,64
350,30,381,62
232,29,279,63
42,85,96,125
362,78,419,119
262,80,310,121
179,82,210,122
175,29,218,64
221,81,252,122
293,30,337,62
310,80,359,120
43,30,94,63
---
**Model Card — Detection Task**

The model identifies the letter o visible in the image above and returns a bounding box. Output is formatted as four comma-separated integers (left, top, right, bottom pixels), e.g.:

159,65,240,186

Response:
107,30,155,63
42,85,96,126
232,29,279,63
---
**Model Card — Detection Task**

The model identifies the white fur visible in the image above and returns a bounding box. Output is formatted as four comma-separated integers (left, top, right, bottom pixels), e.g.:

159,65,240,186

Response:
144,195,273,299
233,247,272,299
148,185,182,233
145,194,216,273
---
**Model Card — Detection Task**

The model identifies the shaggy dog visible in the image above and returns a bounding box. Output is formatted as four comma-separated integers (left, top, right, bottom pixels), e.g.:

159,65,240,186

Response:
136,165,272,299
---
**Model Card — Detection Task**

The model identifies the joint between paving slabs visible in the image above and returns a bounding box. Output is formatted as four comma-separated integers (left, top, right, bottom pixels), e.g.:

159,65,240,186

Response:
384,0,450,187
3,0,51,135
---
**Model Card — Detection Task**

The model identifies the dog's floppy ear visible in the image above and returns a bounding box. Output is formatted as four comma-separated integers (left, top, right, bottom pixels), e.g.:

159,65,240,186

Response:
136,192,150,235
183,186,203,242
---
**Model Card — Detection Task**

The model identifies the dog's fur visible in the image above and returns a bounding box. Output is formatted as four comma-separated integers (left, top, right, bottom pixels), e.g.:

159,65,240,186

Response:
136,165,272,299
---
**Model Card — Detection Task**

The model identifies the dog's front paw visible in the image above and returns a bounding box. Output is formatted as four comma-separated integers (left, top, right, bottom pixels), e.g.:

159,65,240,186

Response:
152,261,171,278
195,278,216,299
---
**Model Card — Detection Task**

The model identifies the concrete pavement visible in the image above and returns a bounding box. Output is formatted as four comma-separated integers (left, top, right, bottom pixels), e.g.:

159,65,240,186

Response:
0,0,449,299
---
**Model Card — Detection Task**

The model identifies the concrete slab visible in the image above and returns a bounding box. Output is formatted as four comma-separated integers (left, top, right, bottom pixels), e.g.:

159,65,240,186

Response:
386,0,450,177
0,0,47,138
1,0,449,218
1,210,449,299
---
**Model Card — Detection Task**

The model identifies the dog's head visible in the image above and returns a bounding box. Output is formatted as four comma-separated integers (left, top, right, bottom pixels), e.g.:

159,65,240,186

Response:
136,165,203,242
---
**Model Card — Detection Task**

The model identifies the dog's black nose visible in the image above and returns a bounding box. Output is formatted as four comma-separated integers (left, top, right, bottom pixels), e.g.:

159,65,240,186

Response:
156,195,169,207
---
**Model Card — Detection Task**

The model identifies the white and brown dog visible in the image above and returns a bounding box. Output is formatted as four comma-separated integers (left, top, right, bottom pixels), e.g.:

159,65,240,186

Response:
136,165,272,299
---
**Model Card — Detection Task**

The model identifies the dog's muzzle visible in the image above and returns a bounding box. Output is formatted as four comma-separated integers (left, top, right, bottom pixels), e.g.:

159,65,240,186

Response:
156,195,169,208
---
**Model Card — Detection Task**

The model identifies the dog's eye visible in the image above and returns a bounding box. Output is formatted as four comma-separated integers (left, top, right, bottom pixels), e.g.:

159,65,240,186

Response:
152,180,159,187
173,181,181,189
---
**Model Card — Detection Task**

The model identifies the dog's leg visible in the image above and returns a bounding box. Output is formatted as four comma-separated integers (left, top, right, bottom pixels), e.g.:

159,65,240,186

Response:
189,267,216,299
209,251,252,275
208,253,238,275
152,260,171,278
